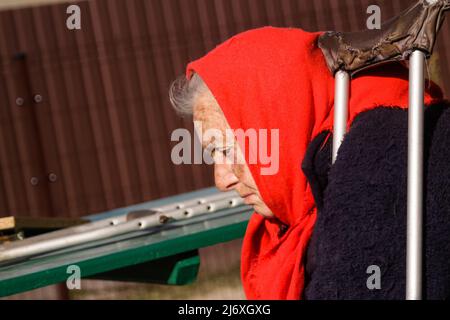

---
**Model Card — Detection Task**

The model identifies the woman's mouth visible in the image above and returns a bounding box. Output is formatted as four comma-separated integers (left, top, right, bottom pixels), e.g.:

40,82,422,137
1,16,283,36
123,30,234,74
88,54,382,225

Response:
242,193,256,205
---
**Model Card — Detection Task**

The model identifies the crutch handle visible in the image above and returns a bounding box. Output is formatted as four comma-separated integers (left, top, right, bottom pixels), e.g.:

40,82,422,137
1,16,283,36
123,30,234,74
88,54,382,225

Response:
318,0,449,76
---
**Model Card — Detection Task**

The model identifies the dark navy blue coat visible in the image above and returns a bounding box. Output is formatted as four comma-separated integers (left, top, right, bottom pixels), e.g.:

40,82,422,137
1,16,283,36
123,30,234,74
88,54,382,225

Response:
302,101,450,300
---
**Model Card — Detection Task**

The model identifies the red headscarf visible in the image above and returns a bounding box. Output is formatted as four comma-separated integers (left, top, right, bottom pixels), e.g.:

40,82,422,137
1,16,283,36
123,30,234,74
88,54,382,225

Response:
186,27,443,299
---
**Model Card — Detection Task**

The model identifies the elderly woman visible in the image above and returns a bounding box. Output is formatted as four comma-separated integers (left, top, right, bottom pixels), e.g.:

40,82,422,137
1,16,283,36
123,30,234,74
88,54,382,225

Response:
169,26,450,299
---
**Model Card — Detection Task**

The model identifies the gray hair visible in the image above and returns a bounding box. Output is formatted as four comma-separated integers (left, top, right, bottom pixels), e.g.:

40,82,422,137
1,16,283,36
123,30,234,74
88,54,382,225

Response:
169,73,211,117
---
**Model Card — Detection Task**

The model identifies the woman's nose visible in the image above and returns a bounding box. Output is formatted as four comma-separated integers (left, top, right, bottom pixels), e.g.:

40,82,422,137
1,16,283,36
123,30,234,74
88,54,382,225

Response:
214,163,239,191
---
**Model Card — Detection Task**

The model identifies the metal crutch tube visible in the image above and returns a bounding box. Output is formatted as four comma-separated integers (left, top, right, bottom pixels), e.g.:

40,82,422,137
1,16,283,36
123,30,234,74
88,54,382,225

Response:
0,190,238,249
406,50,426,300
0,195,245,264
0,190,242,264
332,70,350,164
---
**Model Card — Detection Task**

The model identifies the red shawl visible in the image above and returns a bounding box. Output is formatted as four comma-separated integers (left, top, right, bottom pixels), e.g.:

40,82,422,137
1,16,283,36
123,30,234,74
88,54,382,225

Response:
186,27,443,299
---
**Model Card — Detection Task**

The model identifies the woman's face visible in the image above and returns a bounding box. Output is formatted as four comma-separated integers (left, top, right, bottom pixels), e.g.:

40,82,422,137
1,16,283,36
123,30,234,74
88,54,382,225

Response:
193,94,274,218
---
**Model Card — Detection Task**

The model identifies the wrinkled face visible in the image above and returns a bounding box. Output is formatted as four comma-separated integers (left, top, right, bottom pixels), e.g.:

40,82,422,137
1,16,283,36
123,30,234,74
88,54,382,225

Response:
193,93,274,218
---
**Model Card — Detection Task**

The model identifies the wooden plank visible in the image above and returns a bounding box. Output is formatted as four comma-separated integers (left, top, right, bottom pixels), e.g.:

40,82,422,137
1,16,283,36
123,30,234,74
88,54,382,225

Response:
0,215,87,232
0,217,15,231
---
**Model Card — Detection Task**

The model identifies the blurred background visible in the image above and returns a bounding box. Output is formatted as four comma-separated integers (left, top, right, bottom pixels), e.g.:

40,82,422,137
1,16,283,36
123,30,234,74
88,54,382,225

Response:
0,0,448,299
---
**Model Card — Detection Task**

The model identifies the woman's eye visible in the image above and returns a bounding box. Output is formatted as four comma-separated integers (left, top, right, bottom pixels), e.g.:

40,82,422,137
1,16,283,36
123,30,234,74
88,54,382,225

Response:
209,146,233,161
224,147,235,159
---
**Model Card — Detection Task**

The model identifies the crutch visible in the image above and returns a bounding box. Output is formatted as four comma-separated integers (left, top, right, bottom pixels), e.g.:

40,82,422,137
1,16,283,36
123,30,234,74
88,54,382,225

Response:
0,190,245,265
318,0,449,300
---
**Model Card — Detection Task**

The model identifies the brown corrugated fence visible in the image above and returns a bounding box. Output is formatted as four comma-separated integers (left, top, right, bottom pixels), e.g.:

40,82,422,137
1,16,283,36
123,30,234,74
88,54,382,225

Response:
1,0,449,299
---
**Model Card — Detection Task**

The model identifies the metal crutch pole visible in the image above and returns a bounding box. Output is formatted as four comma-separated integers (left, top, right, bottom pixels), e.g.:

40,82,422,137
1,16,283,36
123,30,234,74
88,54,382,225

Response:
0,191,244,265
406,50,426,300
332,70,350,164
